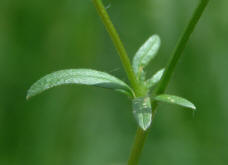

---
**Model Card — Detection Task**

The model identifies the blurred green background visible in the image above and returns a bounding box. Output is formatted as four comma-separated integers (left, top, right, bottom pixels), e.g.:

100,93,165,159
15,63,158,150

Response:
0,0,227,164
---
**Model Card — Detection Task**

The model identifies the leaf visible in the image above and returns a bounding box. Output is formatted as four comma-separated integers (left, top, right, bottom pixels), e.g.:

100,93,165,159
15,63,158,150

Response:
132,35,161,79
132,96,152,131
115,89,133,98
154,94,196,110
27,69,134,99
146,68,165,88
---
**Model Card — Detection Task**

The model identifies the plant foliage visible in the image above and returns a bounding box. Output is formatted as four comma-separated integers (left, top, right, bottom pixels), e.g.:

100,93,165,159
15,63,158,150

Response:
27,69,134,99
27,34,196,130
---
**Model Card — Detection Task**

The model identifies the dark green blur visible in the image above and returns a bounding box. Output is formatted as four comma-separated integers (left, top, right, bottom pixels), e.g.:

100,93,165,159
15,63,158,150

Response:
0,0,227,164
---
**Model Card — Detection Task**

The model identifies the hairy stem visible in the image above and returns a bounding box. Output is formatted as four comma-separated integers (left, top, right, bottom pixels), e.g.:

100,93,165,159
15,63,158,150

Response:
92,0,143,95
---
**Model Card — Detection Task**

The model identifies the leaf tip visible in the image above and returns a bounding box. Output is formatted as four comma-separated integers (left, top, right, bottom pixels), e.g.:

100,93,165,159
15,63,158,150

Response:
26,87,35,100
26,95,31,100
141,121,151,131
190,104,197,110
151,34,161,46
152,34,161,40
136,113,152,131
26,91,32,100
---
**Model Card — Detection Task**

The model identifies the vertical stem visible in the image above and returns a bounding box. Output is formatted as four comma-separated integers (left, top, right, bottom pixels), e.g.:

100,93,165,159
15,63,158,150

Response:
93,0,209,165
128,128,148,165
92,0,140,93
129,0,209,164
154,0,209,95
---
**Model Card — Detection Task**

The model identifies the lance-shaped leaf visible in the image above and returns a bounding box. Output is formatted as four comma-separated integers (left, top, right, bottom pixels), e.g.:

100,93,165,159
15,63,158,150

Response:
27,69,134,99
146,68,165,88
154,94,196,110
132,96,152,131
132,35,161,79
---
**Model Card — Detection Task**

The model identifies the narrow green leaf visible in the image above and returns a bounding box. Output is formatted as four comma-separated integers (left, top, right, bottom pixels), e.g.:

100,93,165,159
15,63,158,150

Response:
146,68,165,88
132,96,152,131
115,89,133,98
155,94,196,110
27,69,134,99
132,35,161,79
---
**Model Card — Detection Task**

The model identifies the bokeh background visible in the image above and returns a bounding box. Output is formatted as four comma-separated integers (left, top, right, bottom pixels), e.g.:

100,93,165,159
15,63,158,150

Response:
0,0,227,164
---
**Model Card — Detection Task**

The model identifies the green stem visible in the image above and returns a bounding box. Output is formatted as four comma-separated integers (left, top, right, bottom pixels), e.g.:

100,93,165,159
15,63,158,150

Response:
129,0,209,164
154,0,209,96
93,0,209,165
127,128,148,165
92,0,141,94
